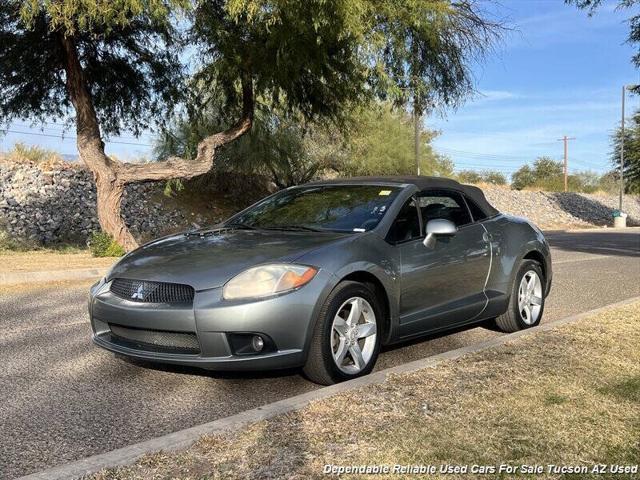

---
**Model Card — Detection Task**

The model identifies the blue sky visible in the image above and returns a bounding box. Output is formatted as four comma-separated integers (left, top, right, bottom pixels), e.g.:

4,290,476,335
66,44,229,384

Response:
1,0,638,177
429,0,640,177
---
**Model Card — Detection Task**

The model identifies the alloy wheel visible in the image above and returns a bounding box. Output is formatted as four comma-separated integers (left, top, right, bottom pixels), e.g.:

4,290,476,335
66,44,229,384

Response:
330,297,377,374
518,270,543,325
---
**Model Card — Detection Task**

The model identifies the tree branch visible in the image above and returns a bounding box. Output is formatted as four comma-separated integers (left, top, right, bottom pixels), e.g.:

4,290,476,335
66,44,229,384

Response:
118,73,254,183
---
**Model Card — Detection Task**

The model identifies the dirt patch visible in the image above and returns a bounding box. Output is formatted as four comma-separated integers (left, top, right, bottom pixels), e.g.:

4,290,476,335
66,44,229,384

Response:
0,251,116,273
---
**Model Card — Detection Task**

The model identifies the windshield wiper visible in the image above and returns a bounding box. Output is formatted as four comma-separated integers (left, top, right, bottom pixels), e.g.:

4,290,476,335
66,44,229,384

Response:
225,222,257,230
262,225,323,232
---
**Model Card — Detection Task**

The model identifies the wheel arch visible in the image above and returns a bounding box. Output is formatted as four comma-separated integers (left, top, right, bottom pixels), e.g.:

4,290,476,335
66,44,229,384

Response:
340,271,393,345
522,249,547,281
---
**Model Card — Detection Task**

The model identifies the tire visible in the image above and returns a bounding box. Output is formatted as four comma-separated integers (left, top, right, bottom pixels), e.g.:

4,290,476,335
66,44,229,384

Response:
495,259,546,333
303,281,382,385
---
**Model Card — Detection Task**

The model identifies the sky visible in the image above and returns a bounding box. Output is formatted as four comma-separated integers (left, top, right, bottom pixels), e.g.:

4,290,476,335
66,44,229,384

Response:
428,0,640,177
1,0,638,177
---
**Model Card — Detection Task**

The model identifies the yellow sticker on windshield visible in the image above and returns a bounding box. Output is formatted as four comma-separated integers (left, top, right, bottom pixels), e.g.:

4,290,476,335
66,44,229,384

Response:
379,190,392,196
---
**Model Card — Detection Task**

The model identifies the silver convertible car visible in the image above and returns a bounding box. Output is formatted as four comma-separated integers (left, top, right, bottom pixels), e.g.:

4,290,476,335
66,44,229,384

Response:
89,176,552,385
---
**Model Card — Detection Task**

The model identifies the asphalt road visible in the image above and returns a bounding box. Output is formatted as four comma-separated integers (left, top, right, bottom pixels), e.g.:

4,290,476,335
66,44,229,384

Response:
1,229,639,479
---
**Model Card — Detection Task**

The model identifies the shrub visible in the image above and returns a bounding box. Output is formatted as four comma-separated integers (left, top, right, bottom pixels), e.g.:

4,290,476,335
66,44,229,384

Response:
457,169,507,186
482,170,507,185
457,170,482,184
7,142,62,164
89,231,126,257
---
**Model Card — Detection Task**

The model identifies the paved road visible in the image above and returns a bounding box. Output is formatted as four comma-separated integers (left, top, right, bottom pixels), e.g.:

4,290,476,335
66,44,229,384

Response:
1,229,639,479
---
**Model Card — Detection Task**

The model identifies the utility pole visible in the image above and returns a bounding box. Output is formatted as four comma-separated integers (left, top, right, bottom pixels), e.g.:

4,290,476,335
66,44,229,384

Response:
620,85,626,211
557,135,576,192
414,105,421,176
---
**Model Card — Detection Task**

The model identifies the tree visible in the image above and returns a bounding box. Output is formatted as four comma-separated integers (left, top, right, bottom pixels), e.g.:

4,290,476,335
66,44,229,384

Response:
157,101,453,187
568,0,639,92
0,0,501,250
611,109,640,193
511,157,563,190
339,104,454,177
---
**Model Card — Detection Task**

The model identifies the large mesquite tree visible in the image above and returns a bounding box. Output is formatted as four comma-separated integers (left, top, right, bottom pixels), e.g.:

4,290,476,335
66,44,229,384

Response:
0,0,500,250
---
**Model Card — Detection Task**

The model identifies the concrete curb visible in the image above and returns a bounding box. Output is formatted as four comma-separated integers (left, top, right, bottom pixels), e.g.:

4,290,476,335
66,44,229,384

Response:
0,268,107,286
18,295,640,480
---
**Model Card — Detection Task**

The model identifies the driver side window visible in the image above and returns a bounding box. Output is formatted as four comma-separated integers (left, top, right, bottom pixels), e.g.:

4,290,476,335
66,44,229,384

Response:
387,197,421,243
417,190,472,227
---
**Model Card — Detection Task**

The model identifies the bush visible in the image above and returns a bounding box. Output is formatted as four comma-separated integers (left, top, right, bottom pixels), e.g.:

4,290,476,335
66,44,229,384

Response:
482,170,507,185
89,231,126,257
457,170,482,184
7,142,62,164
457,169,507,186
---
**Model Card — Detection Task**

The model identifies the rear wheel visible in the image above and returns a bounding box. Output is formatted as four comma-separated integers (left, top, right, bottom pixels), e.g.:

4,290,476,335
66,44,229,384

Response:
495,259,545,333
303,281,381,385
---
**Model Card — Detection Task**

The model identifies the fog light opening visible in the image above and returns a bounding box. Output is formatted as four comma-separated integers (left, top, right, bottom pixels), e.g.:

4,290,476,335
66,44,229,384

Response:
251,335,265,352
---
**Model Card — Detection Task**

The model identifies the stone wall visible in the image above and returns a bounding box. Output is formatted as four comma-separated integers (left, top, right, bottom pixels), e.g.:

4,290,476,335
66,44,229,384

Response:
0,161,194,245
1,161,638,246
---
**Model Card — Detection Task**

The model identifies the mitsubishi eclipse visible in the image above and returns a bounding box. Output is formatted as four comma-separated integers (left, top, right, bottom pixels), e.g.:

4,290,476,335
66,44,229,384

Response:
89,176,552,385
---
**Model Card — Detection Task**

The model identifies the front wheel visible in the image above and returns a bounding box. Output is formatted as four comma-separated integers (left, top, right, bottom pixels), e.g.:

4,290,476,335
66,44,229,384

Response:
495,259,545,333
303,281,381,385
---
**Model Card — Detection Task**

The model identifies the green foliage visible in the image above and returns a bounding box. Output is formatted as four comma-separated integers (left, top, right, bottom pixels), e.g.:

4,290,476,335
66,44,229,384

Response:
156,95,339,188
339,104,454,178
512,157,564,190
0,1,184,136
457,170,482,184
156,101,453,187
511,156,612,193
483,170,508,185
457,170,506,185
89,231,126,257
18,0,189,34
1,0,502,153
611,109,640,194
0,229,24,251
190,0,502,128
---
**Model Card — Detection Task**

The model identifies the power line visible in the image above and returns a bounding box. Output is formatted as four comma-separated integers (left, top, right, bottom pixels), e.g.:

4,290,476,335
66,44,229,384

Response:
12,122,154,143
0,128,153,147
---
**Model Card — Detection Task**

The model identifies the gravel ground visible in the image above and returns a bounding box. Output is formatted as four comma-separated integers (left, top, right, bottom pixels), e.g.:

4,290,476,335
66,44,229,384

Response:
1,230,639,479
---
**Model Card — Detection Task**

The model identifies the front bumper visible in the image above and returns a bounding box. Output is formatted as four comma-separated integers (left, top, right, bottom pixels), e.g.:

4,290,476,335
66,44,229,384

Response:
89,270,333,371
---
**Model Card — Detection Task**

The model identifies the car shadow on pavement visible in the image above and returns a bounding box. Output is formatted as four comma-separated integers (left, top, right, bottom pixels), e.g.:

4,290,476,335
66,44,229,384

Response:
544,229,640,257
116,354,303,381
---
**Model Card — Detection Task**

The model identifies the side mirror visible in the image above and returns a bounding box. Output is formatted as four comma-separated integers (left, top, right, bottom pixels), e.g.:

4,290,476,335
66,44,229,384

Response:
423,219,457,248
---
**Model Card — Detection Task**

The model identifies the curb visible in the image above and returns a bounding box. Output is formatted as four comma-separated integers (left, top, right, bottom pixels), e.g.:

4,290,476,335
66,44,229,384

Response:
0,268,107,286
17,295,640,480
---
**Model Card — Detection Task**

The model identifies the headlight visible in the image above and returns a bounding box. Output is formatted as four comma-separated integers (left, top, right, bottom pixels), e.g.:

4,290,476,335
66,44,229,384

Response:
223,264,318,300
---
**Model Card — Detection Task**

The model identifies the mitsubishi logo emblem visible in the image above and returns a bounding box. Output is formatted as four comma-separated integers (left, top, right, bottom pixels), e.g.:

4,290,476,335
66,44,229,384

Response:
131,284,145,300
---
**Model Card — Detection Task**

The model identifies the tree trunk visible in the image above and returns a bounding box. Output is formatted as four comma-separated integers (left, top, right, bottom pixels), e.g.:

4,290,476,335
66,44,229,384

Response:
59,34,253,251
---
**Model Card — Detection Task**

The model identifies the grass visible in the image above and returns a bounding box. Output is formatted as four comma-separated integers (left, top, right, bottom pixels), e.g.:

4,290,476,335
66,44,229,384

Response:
0,250,117,273
92,301,640,480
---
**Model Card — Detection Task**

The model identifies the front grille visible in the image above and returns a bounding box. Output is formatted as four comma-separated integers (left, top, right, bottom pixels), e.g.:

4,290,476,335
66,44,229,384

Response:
110,278,194,305
109,324,200,354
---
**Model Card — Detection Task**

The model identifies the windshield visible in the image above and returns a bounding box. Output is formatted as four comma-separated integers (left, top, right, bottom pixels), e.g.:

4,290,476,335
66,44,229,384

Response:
228,185,402,233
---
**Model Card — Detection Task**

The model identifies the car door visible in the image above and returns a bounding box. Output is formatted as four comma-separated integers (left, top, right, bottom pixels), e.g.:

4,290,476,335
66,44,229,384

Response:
394,189,491,338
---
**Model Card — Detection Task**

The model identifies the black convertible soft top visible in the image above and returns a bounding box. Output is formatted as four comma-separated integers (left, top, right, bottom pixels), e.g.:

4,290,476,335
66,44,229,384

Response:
308,175,500,217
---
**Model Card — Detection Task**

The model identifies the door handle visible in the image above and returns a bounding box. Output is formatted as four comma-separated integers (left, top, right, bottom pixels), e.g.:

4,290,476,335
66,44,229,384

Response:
482,232,492,242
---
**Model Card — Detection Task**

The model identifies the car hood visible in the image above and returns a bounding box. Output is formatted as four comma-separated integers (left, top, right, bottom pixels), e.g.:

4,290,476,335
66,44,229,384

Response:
107,229,351,291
